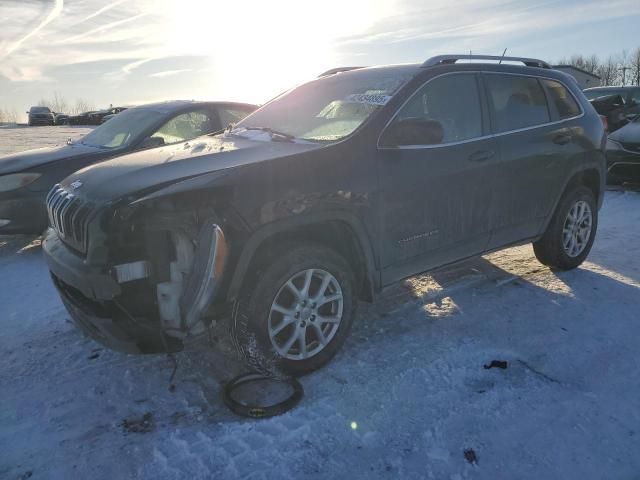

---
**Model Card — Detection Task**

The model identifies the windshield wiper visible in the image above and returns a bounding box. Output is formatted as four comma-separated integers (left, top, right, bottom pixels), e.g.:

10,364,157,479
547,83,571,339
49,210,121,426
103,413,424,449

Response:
235,126,296,143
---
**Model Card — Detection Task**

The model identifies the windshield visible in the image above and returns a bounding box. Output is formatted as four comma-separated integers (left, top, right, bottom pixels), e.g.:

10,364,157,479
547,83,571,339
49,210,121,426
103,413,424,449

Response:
30,107,50,113
233,69,412,142
80,108,164,149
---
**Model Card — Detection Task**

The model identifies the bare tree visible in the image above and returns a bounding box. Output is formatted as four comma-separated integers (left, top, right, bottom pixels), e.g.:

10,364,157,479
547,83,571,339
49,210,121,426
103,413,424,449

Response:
35,92,70,113
558,53,600,74
0,108,5,123
619,49,631,86
51,92,68,113
629,47,640,86
584,54,600,74
597,56,620,86
71,98,95,115
5,108,18,124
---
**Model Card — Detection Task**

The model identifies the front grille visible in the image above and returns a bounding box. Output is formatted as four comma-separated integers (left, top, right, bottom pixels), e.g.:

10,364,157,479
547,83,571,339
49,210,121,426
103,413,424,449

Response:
46,185,94,254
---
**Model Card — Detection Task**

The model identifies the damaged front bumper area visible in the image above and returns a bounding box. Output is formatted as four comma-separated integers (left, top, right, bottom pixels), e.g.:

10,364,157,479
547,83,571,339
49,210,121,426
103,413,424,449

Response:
43,220,228,354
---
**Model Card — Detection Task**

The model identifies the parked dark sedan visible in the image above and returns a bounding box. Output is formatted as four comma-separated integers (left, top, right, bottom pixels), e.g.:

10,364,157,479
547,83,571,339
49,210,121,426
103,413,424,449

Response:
67,111,96,125
606,116,640,184
89,107,128,125
0,100,257,234
27,106,55,126
54,112,69,125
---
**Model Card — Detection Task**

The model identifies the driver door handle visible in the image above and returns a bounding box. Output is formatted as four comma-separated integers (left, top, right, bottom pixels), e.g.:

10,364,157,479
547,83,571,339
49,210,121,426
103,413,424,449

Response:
468,149,495,162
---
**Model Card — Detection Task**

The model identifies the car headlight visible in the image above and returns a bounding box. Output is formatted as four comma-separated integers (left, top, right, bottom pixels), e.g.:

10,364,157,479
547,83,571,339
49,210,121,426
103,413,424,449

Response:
0,173,42,192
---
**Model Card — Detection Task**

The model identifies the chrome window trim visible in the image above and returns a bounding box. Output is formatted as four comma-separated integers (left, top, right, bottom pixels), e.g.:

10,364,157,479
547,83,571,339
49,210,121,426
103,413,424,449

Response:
377,70,585,151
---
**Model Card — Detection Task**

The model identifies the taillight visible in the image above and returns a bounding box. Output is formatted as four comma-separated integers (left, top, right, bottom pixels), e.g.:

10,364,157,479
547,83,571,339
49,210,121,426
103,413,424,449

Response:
599,115,608,133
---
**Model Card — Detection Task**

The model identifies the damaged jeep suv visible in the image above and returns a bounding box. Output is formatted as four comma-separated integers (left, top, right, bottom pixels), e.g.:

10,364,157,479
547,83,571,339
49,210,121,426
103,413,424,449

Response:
44,55,605,375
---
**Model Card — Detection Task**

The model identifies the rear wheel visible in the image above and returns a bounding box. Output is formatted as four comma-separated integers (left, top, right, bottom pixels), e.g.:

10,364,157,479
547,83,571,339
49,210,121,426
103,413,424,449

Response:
232,243,356,377
533,186,597,270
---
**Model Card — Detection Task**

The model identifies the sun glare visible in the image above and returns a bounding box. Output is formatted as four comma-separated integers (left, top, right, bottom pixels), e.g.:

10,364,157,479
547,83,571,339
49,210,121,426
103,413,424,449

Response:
160,0,393,103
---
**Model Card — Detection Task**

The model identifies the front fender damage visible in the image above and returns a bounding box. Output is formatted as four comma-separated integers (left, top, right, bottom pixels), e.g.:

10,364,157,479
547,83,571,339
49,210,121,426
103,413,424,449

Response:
154,222,227,340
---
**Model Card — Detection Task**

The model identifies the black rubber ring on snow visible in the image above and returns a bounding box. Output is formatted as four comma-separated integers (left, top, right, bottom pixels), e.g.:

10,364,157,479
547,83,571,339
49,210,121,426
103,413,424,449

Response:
222,373,303,418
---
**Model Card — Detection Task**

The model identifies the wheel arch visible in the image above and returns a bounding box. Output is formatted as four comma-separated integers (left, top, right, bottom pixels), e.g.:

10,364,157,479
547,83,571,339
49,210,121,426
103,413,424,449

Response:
539,165,603,236
226,212,380,303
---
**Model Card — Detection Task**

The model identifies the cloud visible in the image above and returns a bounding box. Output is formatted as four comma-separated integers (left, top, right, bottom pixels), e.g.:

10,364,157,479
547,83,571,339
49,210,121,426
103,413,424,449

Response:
1,0,64,60
59,12,148,44
73,0,128,26
149,69,191,78
338,0,640,49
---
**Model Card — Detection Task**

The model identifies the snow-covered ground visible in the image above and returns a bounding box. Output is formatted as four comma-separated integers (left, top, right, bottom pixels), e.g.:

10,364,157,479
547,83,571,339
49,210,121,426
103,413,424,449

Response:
0,125,94,156
1,128,639,480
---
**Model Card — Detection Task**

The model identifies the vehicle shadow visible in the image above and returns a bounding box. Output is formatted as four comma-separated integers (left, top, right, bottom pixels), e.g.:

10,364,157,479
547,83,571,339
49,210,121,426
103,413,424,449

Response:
352,251,639,354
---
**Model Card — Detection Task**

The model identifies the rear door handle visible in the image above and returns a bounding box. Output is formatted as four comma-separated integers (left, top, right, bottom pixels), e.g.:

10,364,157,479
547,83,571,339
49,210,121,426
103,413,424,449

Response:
468,150,495,162
553,134,572,145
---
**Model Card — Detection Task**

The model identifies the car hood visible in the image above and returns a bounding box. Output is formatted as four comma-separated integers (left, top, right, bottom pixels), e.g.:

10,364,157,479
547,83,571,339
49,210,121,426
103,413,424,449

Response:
0,143,101,175
609,120,640,144
60,134,324,202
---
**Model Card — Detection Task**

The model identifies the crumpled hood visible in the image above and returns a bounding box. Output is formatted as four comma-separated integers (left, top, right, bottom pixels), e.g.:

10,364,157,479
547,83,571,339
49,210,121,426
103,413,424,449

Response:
60,134,323,202
609,120,640,145
0,143,101,175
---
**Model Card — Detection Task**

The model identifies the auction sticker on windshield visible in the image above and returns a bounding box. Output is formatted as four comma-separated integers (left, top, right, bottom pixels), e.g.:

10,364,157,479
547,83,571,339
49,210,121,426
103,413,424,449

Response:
345,93,392,106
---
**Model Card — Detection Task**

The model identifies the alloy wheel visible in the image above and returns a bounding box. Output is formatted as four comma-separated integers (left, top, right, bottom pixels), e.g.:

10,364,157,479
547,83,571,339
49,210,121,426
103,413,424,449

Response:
268,269,344,360
562,200,593,258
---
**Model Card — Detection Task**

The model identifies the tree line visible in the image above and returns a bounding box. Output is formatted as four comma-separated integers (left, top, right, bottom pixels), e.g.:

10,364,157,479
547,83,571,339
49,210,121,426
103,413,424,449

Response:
557,47,640,86
35,92,95,116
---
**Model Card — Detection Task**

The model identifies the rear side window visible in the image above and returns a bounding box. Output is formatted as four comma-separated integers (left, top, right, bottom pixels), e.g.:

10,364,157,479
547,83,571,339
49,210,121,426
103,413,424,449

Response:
394,73,483,144
485,74,550,133
542,79,581,119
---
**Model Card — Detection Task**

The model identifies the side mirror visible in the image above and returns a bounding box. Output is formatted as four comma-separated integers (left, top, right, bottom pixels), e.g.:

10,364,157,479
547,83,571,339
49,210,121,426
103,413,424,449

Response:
381,117,444,147
138,136,165,150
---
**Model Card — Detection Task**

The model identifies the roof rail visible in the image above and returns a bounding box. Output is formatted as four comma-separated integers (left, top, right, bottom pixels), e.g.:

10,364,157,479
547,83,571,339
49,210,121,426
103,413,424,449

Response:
423,55,551,69
318,66,365,77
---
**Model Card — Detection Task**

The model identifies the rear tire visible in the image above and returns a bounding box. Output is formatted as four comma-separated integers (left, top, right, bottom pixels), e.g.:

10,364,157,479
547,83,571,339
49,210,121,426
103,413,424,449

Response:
232,243,356,377
533,186,597,270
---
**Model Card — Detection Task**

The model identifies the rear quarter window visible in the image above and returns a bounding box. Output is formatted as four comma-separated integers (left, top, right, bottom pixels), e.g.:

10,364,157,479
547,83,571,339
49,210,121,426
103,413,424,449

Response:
541,79,581,119
485,74,550,133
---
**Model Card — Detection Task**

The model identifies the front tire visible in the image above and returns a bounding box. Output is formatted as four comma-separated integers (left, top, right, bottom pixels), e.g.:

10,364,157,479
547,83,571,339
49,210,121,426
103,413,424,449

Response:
533,186,598,270
232,243,356,377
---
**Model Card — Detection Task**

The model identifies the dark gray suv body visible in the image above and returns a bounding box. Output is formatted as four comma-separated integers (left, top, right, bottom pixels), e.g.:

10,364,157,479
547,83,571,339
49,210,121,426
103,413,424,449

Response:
43,55,606,375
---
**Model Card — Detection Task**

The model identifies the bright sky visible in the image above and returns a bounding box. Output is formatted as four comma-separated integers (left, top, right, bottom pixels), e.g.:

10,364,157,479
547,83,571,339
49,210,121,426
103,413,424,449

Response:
1,0,639,121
